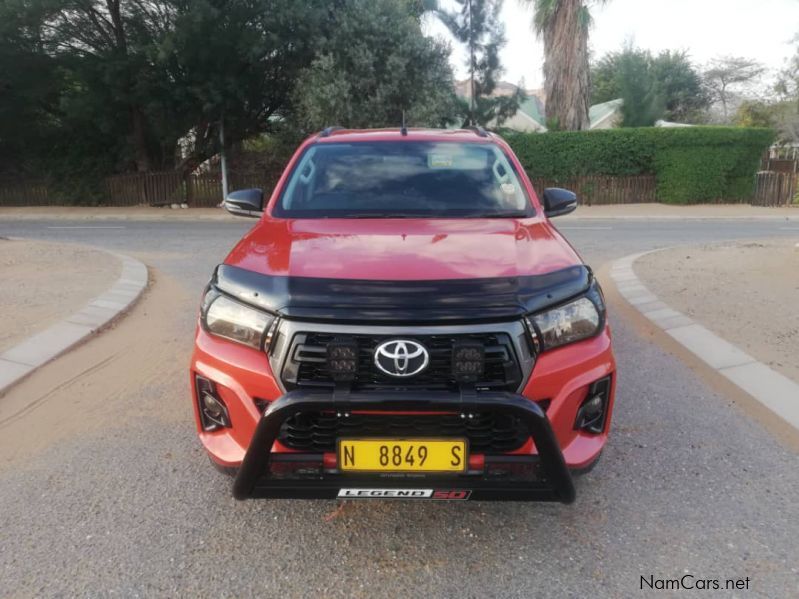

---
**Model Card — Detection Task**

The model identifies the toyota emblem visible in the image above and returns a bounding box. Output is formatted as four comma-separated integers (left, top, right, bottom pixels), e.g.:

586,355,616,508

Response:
373,339,429,377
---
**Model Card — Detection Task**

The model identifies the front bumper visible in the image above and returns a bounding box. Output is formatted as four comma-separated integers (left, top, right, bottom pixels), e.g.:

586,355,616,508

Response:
233,389,576,503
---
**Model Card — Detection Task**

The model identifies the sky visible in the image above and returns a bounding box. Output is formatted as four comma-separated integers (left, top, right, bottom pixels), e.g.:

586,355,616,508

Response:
423,0,799,90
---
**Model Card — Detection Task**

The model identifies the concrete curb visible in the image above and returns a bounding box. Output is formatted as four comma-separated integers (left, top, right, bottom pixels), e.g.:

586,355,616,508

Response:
0,245,148,395
610,249,799,432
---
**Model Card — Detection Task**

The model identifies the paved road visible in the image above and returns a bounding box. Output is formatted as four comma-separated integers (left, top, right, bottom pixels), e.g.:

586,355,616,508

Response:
1,216,798,597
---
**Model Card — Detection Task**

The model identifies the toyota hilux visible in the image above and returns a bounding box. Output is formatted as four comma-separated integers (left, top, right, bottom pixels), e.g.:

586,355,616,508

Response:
190,127,616,503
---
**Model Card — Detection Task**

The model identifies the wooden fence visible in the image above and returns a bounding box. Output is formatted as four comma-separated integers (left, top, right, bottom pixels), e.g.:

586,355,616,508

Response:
531,174,657,205
754,171,798,206
0,172,660,207
105,171,184,206
187,173,223,207
2,170,795,208
0,181,53,206
103,170,282,207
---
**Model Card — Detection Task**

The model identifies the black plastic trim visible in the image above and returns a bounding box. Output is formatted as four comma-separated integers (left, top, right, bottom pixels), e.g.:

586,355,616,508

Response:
232,390,576,503
212,264,591,324
319,126,344,138
464,125,489,137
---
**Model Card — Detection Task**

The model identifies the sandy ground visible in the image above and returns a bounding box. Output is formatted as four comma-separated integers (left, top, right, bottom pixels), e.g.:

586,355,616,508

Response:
0,238,121,352
0,203,797,221
0,271,187,465
635,239,799,383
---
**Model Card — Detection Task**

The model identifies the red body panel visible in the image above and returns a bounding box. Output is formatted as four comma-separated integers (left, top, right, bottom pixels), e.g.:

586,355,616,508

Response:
225,217,581,281
190,128,617,477
191,324,616,469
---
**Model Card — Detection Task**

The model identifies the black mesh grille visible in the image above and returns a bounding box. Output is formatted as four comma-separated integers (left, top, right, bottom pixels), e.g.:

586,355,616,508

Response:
278,411,530,453
281,332,523,392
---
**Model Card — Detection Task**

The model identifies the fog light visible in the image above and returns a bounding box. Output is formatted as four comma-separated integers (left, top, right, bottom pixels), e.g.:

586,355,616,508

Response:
195,375,231,431
326,339,359,382
452,341,485,384
574,376,611,434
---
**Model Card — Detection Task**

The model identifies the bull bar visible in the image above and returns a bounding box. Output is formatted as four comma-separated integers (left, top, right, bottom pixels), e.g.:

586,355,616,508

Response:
232,389,576,503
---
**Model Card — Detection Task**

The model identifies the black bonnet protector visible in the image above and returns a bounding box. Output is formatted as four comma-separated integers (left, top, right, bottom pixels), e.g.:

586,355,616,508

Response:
213,264,592,324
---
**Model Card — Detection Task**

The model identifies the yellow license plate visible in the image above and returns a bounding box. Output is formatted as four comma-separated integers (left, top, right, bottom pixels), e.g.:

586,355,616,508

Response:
338,439,468,473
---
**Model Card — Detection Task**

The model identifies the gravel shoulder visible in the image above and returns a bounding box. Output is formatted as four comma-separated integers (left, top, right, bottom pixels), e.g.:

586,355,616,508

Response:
635,239,799,383
0,238,121,352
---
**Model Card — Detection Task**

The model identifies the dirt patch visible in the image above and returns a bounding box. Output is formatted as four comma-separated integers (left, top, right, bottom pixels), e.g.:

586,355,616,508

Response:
635,239,799,382
0,270,191,467
0,239,121,353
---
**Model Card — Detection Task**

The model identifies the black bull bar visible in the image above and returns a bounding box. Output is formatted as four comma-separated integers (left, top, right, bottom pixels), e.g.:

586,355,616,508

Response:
232,390,576,503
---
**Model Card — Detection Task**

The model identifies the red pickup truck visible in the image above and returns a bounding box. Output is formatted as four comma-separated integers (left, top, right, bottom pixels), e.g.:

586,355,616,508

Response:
190,127,616,502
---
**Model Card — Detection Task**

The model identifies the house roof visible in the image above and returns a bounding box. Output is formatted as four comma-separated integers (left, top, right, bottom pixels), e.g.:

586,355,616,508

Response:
452,79,624,132
589,98,623,129
518,97,545,126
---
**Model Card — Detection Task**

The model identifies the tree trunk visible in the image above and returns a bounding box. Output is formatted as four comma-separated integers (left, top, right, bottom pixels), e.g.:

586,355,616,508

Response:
467,0,475,123
106,0,154,172
542,0,590,131
131,108,151,172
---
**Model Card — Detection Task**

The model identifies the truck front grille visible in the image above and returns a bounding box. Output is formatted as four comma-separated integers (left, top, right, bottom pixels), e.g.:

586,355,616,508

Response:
280,332,523,393
278,411,530,453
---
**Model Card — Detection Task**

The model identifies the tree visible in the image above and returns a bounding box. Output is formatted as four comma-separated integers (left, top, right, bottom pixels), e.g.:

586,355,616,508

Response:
292,0,457,130
0,2,64,178
591,46,660,126
432,0,522,127
769,40,799,142
591,46,709,125
735,100,798,142
703,56,765,122
651,50,709,122
158,0,326,176
0,0,327,184
614,48,664,127
776,40,799,99
527,0,607,131
1,0,461,191
735,100,778,128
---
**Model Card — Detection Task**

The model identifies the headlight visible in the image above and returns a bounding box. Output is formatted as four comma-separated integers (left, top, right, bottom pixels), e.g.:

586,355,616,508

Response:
202,290,275,349
529,282,605,351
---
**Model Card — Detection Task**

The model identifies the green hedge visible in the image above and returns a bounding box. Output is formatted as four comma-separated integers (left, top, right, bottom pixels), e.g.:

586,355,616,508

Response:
504,127,775,204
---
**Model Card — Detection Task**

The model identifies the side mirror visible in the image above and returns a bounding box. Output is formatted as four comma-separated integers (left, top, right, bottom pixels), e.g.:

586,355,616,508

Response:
224,188,264,218
542,187,578,218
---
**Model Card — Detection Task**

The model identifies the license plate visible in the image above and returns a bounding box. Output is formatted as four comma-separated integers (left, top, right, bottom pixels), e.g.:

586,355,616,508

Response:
338,439,468,473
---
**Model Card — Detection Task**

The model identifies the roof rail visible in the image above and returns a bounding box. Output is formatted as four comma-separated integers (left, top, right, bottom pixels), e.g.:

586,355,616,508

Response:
465,125,489,138
319,126,344,138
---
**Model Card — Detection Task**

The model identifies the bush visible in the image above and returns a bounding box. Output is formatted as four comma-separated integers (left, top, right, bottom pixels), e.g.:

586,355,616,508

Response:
504,127,775,204
504,128,655,180
649,127,774,203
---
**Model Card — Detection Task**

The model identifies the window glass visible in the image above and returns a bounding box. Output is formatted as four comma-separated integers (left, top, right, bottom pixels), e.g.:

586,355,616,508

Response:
273,141,534,218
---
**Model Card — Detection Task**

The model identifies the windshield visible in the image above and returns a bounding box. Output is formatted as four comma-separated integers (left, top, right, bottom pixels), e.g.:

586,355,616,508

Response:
272,141,534,218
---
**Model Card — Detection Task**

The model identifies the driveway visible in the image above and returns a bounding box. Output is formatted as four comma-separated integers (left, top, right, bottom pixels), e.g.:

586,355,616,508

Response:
0,215,797,597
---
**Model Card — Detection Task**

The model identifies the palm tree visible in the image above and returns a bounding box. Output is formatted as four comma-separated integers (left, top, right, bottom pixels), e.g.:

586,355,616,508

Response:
527,0,606,130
